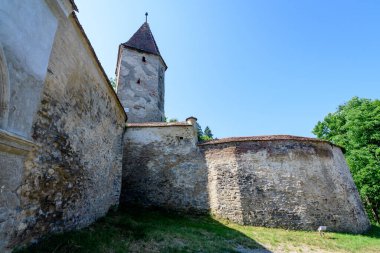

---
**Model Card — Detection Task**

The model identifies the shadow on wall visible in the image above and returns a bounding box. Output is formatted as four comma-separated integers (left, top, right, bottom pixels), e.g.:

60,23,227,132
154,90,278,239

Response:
120,124,210,213
14,207,273,253
120,123,370,233
203,139,370,233
239,141,363,232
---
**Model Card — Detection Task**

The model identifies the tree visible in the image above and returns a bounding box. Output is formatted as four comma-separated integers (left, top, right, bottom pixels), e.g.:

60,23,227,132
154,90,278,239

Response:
204,126,213,139
196,123,203,141
109,77,117,90
196,124,214,142
313,97,380,223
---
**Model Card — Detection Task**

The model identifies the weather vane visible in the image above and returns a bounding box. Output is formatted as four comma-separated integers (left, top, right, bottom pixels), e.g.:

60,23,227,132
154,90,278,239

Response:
145,12,148,23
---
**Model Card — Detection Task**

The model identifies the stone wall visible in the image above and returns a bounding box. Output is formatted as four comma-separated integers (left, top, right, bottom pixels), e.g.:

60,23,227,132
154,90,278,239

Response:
121,130,370,233
201,138,371,233
0,130,37,252
0,3,371,252
0,1,60,251
116,47,166,123
0,2,126,251
121,122,209,212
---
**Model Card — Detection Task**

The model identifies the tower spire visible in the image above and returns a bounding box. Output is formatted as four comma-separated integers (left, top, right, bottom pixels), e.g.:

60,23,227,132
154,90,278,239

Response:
117,17,167,122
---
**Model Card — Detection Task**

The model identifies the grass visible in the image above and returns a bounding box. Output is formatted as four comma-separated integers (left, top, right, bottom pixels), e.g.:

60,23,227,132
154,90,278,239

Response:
229,221,380,253
14,207,380,253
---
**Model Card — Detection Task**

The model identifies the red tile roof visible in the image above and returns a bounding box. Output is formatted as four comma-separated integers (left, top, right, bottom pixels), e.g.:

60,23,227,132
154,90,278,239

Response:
198,135,335,146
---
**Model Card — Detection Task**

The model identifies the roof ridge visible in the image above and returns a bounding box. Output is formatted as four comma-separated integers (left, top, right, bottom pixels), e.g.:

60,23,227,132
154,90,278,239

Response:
145,22,161,55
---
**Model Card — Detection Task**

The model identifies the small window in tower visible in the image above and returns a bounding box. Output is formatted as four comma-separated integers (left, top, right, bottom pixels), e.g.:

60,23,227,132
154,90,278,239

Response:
137,78,140,84
142,56,146,62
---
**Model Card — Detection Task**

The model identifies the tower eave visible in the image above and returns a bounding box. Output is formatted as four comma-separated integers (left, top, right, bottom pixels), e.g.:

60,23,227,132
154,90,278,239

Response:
121,44,168,70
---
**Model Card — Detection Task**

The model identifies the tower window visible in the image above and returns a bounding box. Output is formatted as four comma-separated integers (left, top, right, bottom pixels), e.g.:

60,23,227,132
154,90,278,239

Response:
142,56,146,62
137,78,141,84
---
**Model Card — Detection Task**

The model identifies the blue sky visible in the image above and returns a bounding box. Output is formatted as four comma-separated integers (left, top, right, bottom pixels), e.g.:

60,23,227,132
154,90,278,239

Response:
75,0,380,138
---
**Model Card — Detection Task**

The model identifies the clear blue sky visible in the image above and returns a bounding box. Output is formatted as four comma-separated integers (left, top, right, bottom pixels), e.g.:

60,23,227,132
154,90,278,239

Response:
75,0,380,138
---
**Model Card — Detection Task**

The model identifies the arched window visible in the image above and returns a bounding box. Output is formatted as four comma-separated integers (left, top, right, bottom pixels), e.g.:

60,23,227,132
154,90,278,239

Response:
0,43,10,129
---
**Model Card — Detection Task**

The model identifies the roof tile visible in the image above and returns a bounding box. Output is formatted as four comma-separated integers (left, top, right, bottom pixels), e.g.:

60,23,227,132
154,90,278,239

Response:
123,22,161,56
198,135,336,146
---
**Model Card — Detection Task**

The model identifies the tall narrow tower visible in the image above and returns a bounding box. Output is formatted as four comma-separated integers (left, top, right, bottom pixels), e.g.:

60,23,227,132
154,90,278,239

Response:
116,18,167,123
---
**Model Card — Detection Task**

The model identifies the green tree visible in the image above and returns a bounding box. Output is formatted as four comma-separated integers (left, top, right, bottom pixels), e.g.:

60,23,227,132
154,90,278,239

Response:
313,97,380,223
204,126,213,139
196,124,214,142
199,135,213,142
196,123,203,141
109,77,117,90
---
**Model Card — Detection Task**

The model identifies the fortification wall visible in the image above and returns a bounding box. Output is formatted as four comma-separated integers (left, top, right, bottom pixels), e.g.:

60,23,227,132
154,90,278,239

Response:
121,123,209,212
122,129,370,233
0,2,126,251
0,1,59,251
201,138,371,233
15,12,126,247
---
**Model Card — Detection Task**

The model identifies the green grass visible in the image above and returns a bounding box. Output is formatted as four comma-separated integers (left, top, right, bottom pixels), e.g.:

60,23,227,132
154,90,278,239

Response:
227,221,380,253
14,207,380,253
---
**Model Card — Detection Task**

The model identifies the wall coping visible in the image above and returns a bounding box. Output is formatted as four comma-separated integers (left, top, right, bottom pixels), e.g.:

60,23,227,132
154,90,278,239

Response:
198,135,340,148
71,13,128,122
0,129,38,155
127,122,191,128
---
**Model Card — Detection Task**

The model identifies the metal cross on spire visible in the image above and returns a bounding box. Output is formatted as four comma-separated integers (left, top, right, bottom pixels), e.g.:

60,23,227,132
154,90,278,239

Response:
145,12,148,23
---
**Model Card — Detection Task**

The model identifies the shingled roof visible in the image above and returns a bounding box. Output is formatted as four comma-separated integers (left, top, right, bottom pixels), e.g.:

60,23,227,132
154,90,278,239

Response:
123,22,161,56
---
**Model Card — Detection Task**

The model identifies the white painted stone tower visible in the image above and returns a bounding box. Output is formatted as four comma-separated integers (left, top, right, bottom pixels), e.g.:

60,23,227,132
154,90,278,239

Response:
116,17,167,122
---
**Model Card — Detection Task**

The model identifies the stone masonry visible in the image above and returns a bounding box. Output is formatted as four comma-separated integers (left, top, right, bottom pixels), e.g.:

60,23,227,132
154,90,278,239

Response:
116,22,167,123
0,1,372,252
15,9,126,247
121,121,209,212
0,1,126,252
121,122,371,233
201,138,370,233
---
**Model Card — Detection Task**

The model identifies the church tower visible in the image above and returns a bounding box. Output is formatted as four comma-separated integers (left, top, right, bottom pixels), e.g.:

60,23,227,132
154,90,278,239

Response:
116,16,167,123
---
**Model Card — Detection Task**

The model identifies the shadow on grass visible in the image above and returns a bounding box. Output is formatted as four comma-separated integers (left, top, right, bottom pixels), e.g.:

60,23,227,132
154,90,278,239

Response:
14,206,272,253
363,224,380,239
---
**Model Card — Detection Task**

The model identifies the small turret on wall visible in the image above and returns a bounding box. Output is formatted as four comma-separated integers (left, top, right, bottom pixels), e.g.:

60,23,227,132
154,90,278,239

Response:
116,17,167,123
